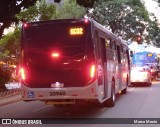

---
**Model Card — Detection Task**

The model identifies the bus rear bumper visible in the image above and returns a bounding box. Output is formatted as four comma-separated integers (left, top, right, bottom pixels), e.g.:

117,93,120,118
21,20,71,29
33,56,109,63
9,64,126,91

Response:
20,82,99,102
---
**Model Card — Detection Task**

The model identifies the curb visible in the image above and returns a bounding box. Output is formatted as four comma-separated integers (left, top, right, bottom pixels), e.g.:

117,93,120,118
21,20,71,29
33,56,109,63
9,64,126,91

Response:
0,88,22,106
0,88,21,97
0,93,22,106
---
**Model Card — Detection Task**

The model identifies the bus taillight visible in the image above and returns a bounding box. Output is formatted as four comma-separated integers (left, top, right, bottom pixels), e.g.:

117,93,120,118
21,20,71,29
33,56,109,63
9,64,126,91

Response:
19,67,26,81
51,52,60,58
90,64,96,78
23,23,28,28
84,18,89,23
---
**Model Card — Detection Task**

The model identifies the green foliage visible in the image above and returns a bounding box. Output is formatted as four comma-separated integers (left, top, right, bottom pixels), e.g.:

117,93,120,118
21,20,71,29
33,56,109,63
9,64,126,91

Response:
39,0,56,20
0,65,11,90
0,28,20,64
16,0,86,22
54,0,98,8
76,0,98,8
16,6,38,22
55,0,86,19
147,15,160,47
87,0,151,41
16,0,56,22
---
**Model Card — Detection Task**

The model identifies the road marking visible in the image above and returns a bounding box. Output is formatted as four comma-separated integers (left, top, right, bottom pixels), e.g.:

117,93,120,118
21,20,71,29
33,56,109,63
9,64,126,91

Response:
32,105,51,112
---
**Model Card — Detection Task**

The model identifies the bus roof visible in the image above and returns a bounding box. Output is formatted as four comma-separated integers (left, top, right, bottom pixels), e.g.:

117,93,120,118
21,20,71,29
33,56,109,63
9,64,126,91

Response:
22,18,128,48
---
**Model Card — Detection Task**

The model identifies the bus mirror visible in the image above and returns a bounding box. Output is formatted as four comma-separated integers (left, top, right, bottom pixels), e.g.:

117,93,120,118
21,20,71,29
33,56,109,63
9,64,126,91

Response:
130,51,133,57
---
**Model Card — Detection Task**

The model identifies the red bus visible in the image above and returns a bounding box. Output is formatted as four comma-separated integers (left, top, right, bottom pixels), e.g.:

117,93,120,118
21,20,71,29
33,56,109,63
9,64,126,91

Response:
20,18,130,107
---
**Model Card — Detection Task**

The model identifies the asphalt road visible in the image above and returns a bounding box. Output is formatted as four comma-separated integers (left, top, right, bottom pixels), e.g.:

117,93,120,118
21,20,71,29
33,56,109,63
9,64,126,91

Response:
1,81,160,127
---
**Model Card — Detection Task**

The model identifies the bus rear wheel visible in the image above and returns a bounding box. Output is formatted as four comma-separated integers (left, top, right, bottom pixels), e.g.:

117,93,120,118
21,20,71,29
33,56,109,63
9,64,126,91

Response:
104,81,115,107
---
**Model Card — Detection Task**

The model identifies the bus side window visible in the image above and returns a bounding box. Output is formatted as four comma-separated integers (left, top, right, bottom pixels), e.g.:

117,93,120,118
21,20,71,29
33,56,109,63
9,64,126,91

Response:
109,38,112,49
99,37,107,63
121,45,124,53
112,41,116,50
95,30,100,58
117,45,121,64
126,49,130,70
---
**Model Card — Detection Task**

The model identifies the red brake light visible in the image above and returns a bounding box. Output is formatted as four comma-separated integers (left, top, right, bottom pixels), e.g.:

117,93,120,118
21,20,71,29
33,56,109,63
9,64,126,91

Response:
90,64,96,78
84,18,89,23
19,67,26,81
51,52,59,58
24,23,28,28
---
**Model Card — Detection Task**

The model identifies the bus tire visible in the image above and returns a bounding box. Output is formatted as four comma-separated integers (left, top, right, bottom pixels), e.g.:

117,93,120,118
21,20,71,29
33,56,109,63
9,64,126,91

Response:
104,81,115,107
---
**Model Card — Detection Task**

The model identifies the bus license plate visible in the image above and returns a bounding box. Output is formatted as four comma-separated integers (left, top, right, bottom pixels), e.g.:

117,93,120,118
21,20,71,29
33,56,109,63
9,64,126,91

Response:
50,91,66,96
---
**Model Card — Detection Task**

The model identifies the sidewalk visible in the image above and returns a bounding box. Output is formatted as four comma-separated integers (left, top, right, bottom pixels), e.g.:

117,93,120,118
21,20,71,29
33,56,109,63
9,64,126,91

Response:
0,82,22,106
0,93,22,106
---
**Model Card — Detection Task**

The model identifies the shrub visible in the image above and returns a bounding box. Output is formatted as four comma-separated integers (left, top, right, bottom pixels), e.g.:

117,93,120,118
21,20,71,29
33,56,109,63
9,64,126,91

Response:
0,65,11,90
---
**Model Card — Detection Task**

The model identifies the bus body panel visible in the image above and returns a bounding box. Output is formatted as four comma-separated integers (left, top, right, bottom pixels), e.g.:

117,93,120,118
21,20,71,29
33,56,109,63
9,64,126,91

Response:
21,81,109,103
20,18,130,105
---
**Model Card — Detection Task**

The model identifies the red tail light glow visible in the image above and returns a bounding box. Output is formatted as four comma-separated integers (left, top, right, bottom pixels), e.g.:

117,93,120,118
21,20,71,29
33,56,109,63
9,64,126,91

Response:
90,64,96,78
24,23,28,28
84,18,89,23
20,68,26,81
51,52,59,58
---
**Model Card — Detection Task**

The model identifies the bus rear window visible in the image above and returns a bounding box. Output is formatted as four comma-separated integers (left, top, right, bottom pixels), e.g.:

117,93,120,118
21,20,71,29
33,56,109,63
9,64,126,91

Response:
22,22,89,48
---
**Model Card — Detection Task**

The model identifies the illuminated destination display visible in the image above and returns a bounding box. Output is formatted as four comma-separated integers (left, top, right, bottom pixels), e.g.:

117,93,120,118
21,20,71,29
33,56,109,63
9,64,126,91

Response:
147,53,153,57
70,28,83,35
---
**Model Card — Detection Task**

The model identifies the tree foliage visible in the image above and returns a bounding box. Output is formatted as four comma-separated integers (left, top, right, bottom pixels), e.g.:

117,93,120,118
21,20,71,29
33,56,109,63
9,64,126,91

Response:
16,0,56,22
54,0,98,8
76,0,98,8
147,15,160,47
16,0,86,21
0,0,37,39
87,0,150,41
0,28,20,64
55,0,86,19
0,65,11,90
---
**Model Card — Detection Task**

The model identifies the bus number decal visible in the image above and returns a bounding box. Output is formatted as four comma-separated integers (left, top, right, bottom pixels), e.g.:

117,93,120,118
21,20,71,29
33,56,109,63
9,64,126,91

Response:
50,91,66,96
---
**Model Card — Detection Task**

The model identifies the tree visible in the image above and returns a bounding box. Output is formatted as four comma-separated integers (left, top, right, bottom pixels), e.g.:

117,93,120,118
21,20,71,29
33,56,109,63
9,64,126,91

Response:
0,0,37,39
54,0,98,8
16,0,56,22
87,0,151,41
55,0,86,19
16,0,86,21
147,15,160,47
76,0,98,8
0,28,20,64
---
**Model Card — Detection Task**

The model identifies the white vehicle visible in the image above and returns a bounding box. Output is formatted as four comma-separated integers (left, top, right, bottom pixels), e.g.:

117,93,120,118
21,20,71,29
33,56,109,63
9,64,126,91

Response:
19,18,131,107
131,66,152,86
